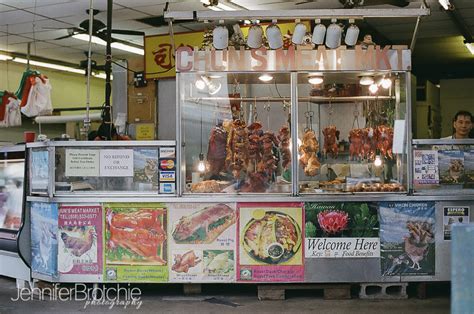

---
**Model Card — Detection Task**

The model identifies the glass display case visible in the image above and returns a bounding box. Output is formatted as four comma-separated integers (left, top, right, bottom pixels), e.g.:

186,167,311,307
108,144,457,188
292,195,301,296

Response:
178,72,293,194
412,139,474,194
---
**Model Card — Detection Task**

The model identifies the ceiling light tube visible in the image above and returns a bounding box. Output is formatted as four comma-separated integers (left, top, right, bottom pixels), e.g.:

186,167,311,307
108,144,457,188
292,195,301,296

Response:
13,57,85,75
465,42,474,55
0,54,13,61
438,0,452,10
201,0,240,11
73,34,144,55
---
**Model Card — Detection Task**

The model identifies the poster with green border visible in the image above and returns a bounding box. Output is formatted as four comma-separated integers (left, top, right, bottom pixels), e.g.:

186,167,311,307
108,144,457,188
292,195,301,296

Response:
103,203,168,282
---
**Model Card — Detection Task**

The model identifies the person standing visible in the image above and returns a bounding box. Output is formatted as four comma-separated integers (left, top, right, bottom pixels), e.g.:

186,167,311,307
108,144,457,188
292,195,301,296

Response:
442,111,472,139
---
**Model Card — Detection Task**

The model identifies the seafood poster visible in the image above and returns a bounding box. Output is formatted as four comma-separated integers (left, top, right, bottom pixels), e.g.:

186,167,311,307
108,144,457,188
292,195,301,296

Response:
304,202,380,258
413,150,439,185
31,202,58,278
443,206,469,240
237,202,304,282
57,205,102,280
103,203,168,282
438,150,464,185
379,202,435,276
168,203,236,282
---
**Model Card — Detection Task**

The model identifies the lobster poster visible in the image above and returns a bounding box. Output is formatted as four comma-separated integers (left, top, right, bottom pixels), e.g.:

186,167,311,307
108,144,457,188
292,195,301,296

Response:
31,202,58,278
168,203,236,282
57,205,102,281
237,202,304,282
304,202,380,258
379,202,435,276
103,203,168,282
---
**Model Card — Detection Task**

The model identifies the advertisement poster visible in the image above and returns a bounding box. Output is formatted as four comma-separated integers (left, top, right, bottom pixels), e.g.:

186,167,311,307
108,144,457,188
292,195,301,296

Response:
237,202,304,282
168,203,236,282
379,202,435,276
99,149,134,177
104,203,168,282
305,202,380,258
65,149,100,177
31,202,58,277
464,149,474,188
30,150,49,193
443,206,469,240
58,205,102,280
133,148,159,189
438,150,464,185
413,150,439,185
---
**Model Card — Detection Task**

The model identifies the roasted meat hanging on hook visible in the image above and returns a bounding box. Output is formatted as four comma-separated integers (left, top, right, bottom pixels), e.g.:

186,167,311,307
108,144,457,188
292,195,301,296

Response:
225,119,249,180
375,125,394,159
207,123,228,176
298,129,320,176
349,128,364,161
322,125,339,159
257,131,279,180
247,121,263,172
278,125,291,170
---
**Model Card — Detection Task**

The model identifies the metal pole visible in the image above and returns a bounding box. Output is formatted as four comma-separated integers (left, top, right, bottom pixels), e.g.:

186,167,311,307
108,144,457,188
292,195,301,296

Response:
26,42,30,71
105,0,113,139
84,0,94,136
290,72,299,196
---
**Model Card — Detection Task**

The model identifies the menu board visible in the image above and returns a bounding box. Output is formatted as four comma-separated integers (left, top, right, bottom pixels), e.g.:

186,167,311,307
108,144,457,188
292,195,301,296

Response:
58,205,102,281
31,202,58,278
168,203,236,282
103,203,168,282
237,202,304,282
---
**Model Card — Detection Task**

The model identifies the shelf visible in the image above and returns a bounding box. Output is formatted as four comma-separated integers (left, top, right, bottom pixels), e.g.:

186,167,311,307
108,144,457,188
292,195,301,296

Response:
186,95,394,103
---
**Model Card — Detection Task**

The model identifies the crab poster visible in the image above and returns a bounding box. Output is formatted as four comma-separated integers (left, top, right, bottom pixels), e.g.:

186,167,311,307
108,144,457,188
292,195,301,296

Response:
168,203,236,282
237,202,304,282
103,203,168,282
304,202,380,258
57,205,102,281
379,202,435,276
31,202,58,278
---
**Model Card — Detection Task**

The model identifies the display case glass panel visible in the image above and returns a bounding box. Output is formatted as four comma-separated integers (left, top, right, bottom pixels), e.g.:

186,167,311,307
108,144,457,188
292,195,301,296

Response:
0,150,24,230
30,147,50,195
179,72,292,194
296,72,408,194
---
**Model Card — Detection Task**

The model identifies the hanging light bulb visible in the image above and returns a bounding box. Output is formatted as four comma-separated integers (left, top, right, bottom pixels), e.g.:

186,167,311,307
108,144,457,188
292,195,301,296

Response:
259,74,273,82
374,155,383,167
292,19,307,45
247,22,263,49
311,19,326,45
344,19,359,46
325,19,342,49
266,19,283,50
369,83,379,94
195,77,206,90
201,76,222,95
381,77,392,89
308,74,324,85
359,76,374,86
198,153,206,172
212,20,228,50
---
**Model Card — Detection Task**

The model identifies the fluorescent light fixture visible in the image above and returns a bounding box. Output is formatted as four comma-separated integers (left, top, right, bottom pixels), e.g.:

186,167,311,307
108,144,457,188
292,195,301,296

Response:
258,74,273,82
72,34,144,55
465,42,474,55
201,0,239,11
308,74,323,85
0,54,13,61
92,72,111,80
359,76,374,86
438,0,451,10
13,57,85,74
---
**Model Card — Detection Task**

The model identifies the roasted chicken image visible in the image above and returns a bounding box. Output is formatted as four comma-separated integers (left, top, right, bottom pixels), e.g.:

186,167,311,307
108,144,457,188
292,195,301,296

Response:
172,250,201,273
449,159,464,183
61,228,95,257
404,221,434,270
322,125,340,159
107,208,167,264
298,130,320,176
207,124,228,177
278,125,291,170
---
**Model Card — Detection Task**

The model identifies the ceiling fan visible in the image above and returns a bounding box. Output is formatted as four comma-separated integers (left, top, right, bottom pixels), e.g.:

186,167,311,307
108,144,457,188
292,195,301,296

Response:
294,0,410,7
49,9,145,41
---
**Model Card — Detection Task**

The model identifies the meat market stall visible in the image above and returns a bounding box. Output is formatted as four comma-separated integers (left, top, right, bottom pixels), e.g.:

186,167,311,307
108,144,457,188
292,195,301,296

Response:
19,7,473,287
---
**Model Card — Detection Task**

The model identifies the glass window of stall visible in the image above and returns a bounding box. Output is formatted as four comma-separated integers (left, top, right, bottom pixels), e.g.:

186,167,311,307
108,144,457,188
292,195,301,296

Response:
0,149,24,230
296,72,408,194
178,72,293,194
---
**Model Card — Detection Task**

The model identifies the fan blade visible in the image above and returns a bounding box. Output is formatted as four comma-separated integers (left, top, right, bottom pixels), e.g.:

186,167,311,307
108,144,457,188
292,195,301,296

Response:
110,29,145,36
54,33,74,40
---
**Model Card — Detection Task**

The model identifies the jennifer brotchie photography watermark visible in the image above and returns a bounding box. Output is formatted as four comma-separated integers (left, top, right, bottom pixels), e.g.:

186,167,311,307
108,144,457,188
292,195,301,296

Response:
11,283,143,309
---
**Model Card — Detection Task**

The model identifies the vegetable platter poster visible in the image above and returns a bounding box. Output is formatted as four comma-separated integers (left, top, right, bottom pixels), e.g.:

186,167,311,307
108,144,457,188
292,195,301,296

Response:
58,204,102,281
237,202,304,283
379,202,435,276
167,203,236,282
31,202,58,278
103,203,168,282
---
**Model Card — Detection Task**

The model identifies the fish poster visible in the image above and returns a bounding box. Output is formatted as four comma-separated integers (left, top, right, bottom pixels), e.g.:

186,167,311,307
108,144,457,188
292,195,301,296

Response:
30,150,49,193
58,205,102,281
133,148,159,188
443,206,470,240
379,202,435,276
304,202,380,258
168,203,236,283
438,150,464,185
103,203,168,282
237,202,304,282
31,202,58,278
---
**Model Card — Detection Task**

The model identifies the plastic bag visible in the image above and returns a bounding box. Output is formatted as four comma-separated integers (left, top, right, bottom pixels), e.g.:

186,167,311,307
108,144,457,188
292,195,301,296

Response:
21,77,53,118
0,97,21,128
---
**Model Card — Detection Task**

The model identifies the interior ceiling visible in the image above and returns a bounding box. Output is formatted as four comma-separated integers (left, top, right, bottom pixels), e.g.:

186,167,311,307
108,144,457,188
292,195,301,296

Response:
0,0,473,82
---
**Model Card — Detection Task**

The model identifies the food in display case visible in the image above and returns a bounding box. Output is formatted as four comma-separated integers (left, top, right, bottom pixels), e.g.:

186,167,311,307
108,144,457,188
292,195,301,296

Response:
322,125,340,159
299,129,320,176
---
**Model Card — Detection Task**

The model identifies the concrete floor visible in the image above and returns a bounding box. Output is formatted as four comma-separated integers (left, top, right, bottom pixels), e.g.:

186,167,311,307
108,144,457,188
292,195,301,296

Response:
0,276,450,314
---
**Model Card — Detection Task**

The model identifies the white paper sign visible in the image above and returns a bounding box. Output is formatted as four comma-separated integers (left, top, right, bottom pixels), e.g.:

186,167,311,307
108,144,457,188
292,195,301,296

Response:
392,119,406,154
99,149,133,177
65,149,100,177
413,150,439,185
305,237,380,258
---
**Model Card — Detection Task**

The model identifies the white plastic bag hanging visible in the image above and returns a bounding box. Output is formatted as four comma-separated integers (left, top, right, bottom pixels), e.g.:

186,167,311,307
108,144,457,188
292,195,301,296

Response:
21,77,53,118
0,97,21,128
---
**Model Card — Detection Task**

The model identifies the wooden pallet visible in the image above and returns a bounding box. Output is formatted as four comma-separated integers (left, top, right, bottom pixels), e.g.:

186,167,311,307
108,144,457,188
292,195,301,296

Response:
258,284,351,300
